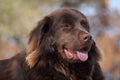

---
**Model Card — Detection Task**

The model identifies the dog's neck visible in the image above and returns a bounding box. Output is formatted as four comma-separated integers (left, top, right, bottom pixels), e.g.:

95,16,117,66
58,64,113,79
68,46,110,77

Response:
18,51,93,80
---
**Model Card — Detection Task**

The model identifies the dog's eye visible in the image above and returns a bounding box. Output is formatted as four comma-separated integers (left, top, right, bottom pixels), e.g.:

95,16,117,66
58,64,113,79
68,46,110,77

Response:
80,20,89,29
62,24,71,28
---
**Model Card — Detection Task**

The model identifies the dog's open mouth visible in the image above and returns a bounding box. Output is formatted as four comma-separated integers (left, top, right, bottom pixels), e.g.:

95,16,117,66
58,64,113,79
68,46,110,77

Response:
64,48,88,62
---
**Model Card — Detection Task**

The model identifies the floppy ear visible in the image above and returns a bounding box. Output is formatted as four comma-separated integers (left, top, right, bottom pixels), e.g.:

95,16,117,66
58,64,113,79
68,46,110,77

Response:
26,16,53,68
89,41,101,61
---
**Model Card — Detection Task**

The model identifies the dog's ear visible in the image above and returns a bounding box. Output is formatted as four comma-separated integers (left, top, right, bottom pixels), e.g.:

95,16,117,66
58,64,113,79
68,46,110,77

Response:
26,16,53,68
89,41,101,61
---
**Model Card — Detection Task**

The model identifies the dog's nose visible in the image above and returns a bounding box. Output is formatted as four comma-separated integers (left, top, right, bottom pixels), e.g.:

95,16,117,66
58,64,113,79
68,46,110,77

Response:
79,32,92,43
82,33,92,42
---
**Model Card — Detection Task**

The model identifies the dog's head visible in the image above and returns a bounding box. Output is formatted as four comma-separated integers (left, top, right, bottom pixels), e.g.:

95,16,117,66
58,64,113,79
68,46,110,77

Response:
26,8,100,67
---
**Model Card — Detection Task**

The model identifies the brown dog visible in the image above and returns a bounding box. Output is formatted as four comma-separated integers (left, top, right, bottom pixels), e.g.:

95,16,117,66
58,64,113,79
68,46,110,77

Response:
0,8,104,80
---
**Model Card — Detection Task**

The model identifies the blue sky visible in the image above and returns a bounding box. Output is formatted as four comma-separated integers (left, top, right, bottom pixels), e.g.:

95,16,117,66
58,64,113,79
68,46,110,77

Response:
109,0,120,11
79,0,120,16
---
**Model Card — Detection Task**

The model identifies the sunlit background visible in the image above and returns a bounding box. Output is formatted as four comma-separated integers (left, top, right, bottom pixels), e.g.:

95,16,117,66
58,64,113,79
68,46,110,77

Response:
0,0,120,80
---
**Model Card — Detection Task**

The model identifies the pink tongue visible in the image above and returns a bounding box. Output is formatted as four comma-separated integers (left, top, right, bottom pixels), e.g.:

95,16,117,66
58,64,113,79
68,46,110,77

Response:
76,51,88,61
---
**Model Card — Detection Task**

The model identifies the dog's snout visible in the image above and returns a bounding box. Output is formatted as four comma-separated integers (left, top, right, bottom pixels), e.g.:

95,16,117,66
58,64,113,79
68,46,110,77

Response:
78,30,92,43
82,33,91,42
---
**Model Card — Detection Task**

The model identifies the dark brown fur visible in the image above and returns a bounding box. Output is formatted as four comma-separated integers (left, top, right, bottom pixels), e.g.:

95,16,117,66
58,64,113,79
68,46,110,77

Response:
0,8,104,80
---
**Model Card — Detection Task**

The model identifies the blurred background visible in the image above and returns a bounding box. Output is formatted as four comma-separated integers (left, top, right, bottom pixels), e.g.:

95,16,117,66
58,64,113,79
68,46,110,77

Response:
0,0,120,80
